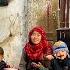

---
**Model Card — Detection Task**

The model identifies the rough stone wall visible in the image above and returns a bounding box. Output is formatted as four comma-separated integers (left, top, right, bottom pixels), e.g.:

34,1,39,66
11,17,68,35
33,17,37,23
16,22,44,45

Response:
0,0,26,68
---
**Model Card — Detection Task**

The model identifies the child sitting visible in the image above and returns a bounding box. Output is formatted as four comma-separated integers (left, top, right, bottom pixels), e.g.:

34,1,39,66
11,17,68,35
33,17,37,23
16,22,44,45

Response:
0,47,8,70
51,40,70,70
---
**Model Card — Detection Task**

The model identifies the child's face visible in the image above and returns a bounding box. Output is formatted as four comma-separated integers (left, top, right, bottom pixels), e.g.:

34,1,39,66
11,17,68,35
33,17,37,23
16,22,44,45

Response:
0,54,3,62
31,31,41,44
56,51,67,60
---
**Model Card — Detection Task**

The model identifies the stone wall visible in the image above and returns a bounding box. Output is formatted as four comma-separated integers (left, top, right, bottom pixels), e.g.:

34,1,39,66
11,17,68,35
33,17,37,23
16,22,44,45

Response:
0,0,26,68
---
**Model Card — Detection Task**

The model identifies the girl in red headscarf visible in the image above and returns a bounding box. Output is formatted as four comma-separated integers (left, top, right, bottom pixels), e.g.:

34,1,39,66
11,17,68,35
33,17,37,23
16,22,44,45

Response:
19,26,53,70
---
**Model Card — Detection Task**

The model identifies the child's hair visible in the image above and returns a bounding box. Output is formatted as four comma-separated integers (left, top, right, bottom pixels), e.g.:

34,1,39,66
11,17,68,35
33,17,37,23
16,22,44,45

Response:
0,47,4,55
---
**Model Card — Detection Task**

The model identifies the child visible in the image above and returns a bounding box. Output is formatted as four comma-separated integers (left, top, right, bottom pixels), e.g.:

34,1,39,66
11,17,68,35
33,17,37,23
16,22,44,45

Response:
0,47,7,70
36,40,70,70
51,40,70,70
19,26,53,70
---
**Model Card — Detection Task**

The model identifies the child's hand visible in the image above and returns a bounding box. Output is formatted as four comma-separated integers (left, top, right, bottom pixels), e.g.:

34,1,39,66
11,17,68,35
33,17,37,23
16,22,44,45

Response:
9,64,14,68
31,62,37,67
46,55,54,60
36,62,43,68
6,65,10,68
31,62,42,68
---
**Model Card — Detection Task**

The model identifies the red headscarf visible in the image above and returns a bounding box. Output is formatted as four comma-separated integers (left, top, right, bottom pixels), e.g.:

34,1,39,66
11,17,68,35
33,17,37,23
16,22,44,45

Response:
24,26,52,61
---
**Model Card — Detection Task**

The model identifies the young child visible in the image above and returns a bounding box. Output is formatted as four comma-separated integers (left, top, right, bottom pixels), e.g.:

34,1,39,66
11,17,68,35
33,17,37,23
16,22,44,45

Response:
51,40,70,70
19,26,53,70
36,40,70,70
0,47,7,70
